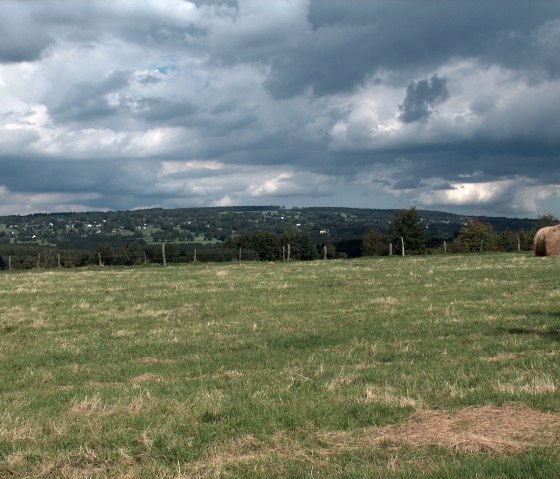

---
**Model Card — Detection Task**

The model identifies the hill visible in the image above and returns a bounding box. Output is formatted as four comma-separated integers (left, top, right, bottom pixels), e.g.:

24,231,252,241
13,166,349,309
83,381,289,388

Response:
0,206,537,250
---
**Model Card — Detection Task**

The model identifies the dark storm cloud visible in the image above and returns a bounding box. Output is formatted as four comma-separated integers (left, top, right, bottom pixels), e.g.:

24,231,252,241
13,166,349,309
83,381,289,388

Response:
52,72,130,124
0,4,54,63
0,156,109,198
0,25,53,63
133,97,198,124
263,0,560,99
398,75,449,123
392,176,422,190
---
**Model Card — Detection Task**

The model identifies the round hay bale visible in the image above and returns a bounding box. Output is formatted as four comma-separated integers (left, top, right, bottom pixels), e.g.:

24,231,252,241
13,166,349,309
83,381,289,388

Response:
533,225,560,256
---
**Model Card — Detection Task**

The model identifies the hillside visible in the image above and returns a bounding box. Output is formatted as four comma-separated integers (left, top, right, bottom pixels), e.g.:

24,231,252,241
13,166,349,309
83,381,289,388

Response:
0,206,537,250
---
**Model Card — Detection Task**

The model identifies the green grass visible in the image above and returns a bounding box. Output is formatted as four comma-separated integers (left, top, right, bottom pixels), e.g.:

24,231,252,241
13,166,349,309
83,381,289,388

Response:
1,253,559,478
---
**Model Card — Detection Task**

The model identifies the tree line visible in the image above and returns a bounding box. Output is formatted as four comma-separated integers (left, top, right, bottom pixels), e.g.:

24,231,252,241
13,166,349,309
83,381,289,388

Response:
0,209,555,270
360,208,551,256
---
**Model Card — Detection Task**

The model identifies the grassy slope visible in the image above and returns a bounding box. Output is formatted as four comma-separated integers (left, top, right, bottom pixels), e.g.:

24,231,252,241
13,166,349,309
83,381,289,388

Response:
0,254,559,478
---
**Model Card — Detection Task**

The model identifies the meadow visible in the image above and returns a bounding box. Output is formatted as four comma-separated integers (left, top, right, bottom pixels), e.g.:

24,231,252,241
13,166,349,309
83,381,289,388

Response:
0,253,559,478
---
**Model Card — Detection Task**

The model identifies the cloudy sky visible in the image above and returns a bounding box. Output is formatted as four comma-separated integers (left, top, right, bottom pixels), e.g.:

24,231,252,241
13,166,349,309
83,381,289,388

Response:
1,0,560,217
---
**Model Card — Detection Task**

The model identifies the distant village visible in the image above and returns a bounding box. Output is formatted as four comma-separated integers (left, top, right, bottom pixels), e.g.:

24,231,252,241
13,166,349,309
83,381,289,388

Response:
0,206,537,249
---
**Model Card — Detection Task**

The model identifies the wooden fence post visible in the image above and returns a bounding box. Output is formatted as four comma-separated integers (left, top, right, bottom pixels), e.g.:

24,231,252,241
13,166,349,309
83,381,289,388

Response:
443,241,447,253
57,254,61,268
401,237,405,257
282,245,286,261
162,243,166,266
287,244,291,261
8,255,12,270
193,249,197,262
98,252,103,267
517,235,521,252
239,247,242,262
323,245,328,260
389,243,392,256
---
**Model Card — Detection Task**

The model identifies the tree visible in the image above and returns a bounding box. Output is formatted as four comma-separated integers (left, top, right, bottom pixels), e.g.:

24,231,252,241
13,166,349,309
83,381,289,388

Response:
453,219,497,253
389,208,426,254
362,230,388,256
536,213,558,230
497,230,518,252
286,234,318,260
96,244,114,265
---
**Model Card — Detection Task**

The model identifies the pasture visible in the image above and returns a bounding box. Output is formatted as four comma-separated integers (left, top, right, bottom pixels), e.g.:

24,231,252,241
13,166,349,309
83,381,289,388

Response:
1,253,559,478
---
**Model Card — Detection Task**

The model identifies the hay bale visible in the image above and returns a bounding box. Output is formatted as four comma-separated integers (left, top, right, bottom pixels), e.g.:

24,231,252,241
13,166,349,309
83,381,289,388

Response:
533,225,560,256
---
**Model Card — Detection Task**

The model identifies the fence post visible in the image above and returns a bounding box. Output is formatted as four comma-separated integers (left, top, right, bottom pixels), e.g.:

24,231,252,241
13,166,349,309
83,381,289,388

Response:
323,245,328,260
98,252,103,267
57,254,61,268
287,244,291,261
401,237,405,257
443,241,447,253
8,255,12,270
162,243,166,266
193,248,197,262
517,235,521,252
37,253,41,269
389,243,392,256
239,247,242,262
282,245,286,261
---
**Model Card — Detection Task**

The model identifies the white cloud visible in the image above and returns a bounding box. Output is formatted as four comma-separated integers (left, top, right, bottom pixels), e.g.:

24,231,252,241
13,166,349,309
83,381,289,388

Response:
417,179,560,214
246,171,336,198
418,180,515,206
0,186,104,215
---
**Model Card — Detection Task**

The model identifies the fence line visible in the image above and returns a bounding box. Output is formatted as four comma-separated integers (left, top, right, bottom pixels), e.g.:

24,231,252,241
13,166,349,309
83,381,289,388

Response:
0,237,536,271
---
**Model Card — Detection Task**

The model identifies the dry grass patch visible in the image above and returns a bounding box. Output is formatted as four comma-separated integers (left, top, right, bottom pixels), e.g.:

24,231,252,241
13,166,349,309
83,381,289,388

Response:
0,416,40,442
376,404,560,453
369,296,400,305
363,385,422,408
69,393,158,417
494,375,557,395
132,356,176,365
182,404,560,475
481,352,521,362
130,373,166,384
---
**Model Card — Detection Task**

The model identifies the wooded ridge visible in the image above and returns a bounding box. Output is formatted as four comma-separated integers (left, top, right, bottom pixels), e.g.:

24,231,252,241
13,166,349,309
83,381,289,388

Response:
0,206,537,249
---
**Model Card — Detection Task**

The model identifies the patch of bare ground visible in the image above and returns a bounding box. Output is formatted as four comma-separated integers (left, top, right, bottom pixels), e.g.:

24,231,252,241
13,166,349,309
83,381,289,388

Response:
184,405,560,475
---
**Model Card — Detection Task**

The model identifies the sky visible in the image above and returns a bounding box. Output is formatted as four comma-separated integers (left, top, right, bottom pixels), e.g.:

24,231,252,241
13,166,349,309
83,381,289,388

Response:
1,0,560,218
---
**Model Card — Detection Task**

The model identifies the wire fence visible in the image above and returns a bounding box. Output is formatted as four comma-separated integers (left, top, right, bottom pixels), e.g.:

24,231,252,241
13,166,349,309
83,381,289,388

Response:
1,237,535,272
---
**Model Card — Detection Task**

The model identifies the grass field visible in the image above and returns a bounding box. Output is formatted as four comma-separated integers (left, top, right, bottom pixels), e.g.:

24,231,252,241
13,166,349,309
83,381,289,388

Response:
1,253,559,478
